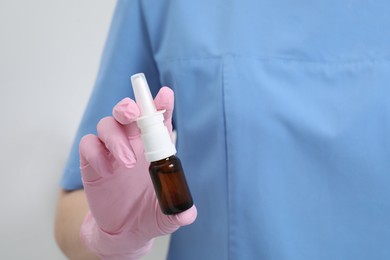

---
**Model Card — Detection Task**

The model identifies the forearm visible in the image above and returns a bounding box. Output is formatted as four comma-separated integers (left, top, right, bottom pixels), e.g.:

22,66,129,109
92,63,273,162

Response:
55,189,98,260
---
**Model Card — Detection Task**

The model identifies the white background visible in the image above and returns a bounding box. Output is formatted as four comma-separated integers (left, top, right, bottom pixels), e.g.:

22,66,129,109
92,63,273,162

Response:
0,1,169,259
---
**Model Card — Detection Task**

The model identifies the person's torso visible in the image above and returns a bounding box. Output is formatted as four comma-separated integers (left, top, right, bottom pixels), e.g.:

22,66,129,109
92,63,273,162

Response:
141,1,390,259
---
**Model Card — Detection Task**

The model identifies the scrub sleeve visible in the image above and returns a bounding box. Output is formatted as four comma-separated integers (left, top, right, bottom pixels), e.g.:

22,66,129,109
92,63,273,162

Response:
60,0,160,190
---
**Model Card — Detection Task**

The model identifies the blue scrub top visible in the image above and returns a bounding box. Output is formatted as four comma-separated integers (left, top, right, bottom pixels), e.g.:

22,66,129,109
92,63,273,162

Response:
62,0,390,259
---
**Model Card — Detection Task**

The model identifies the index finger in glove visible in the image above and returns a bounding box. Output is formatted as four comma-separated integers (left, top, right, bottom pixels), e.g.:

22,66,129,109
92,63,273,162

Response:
112,97,141,139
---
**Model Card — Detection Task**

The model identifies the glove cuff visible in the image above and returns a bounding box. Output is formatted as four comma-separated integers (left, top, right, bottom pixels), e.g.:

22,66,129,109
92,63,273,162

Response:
80,211,154,260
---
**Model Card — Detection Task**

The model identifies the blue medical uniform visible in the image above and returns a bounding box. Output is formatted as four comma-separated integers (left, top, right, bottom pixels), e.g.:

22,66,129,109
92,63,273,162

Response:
62,0,390,259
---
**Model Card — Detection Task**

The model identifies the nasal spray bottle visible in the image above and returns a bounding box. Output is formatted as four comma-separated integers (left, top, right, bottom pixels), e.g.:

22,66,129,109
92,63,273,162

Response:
131,73,194,215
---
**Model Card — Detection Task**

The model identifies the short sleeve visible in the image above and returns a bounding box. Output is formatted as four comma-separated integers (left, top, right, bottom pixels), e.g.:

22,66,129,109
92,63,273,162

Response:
60,0,160,190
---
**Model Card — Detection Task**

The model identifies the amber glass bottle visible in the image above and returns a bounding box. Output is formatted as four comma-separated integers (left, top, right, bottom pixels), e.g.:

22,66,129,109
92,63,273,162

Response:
149,155,193,215
131,73,194,215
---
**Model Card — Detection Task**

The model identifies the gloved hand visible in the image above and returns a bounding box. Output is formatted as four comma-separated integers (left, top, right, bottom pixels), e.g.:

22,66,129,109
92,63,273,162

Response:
79,87,197,260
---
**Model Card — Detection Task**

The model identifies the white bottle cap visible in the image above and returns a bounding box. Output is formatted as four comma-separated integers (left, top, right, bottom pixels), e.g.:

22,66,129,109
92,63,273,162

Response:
131,73,176,162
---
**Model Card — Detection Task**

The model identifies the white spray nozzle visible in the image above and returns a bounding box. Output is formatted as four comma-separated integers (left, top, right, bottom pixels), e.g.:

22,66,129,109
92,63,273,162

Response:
131,73,157,116
130,73,176,162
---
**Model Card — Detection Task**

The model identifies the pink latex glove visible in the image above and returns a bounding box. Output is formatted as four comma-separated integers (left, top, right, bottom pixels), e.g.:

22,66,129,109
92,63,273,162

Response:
79,87,197,260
